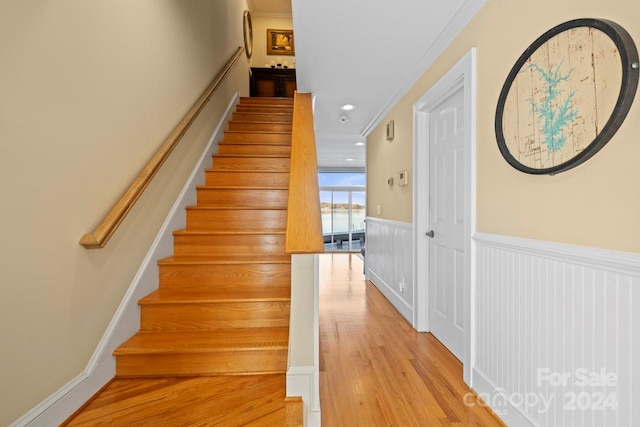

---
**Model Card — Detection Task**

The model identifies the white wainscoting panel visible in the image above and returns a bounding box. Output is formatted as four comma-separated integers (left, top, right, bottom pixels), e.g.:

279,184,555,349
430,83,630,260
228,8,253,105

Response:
473,233,640,427
365,217,414,322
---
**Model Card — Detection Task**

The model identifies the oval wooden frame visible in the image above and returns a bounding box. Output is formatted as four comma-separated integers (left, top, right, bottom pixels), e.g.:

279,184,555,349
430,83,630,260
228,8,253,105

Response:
243,10,253,59
495,18,639,175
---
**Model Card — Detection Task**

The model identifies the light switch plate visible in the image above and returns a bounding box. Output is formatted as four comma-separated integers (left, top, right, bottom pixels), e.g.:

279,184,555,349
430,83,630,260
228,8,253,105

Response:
398,170,408,186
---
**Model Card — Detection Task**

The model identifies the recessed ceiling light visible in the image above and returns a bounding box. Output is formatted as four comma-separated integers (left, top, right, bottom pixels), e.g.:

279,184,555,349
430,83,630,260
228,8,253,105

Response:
355,141,365,146
340,104,356,111
346,158,355,162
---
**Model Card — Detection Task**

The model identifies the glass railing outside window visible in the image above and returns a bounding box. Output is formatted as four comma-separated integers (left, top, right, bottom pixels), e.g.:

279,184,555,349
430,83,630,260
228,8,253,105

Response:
320,188,365,252
318,171,366,253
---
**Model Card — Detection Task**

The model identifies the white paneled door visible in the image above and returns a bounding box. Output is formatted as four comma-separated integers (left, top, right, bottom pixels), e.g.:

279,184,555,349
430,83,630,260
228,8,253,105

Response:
428,87,465,361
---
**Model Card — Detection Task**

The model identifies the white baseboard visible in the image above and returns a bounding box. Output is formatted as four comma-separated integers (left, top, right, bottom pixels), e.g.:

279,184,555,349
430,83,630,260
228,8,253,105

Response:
287,366,321,427
364,217,414,324
10,93,240,427
472,368,535,427
367,270,414,323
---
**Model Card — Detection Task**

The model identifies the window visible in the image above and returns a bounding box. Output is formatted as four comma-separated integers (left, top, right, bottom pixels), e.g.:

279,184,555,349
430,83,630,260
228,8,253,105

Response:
319,171,365,252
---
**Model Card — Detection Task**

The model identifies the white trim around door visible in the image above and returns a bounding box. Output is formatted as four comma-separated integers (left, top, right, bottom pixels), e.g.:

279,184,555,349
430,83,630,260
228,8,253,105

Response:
412,48,477,386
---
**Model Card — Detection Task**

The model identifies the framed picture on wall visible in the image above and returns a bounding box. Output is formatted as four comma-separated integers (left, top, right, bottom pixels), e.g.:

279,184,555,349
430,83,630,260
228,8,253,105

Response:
267,29,295,56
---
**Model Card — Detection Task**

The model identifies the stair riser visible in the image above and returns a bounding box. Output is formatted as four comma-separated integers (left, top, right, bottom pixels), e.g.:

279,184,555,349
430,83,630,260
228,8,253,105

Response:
235,105,293,114
196,188,288,208
218,143,291,156
211,156,290,172
173,233,286,255
239,97,293,106
232,113,293,123
140,301,291,331
205,171,289,187
186,209,286,231
223,132,291,144
116,349,288,377
158,263,291,289
228,122,292,132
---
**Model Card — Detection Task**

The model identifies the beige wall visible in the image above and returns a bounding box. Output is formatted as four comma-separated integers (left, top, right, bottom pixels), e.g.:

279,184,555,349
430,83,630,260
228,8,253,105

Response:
367,0,640,253
0,1,250,424
250,15,296,69
367,115,414,223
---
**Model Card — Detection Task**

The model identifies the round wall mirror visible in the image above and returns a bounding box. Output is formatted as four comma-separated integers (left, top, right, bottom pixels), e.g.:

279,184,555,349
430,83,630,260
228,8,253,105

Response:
243,10,253,59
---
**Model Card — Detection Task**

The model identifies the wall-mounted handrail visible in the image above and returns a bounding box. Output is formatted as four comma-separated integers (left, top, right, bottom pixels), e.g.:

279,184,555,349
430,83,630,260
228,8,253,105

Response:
285,92,325,254
80,47,244,249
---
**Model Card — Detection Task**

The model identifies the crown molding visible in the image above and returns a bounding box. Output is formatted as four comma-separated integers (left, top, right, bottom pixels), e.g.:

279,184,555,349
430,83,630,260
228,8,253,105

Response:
361,0,486,137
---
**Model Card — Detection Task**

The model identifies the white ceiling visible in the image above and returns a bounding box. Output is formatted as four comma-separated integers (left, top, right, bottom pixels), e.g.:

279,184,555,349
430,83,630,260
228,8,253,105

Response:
249,0,482,169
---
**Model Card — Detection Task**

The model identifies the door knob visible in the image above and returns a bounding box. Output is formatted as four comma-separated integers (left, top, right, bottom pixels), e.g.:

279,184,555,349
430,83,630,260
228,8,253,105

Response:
425,230,435,238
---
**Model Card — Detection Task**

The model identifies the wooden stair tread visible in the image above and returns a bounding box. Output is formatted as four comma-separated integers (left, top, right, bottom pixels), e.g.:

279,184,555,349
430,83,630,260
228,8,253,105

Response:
232,112,293,120
204,168,288,173
158,254,291,265
63,376,299,426
204,171,289,187
239,98,293,104
234,109,293,115
240,96,294,102
236,106,292,110
195,187,287,208
114,328,289,354
224,130,291,135
173,229,286,236
219,139,291,146
171,230,287,256
233,110,293,117
213,153,290,158
63,375,300,425
210,158,290,172
186,205,287,211
140,288,291,304
238,101,293,105
238,105,293,109
228,122,292,130
229,119,293,125
195,185,288,190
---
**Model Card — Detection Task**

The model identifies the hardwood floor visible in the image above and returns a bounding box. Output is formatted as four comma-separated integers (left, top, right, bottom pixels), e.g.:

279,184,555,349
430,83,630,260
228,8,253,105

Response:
63,375,301,426
66,252,502,426
319,253,504,426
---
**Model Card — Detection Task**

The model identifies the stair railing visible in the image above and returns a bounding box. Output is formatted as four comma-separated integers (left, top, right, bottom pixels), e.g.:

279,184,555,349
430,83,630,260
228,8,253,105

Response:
80,47,244,248
285,92,325,254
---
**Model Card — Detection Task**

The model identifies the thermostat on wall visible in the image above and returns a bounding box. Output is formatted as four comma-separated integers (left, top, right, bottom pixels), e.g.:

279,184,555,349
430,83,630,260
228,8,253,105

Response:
398,170,408,186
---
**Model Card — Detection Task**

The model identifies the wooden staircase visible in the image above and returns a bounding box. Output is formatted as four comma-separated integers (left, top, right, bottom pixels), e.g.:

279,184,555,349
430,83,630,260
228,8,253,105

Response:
66,97,302,426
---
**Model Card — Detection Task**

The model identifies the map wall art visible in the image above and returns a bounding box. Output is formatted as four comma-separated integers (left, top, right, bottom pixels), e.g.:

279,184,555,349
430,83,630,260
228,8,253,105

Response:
495,19,639,174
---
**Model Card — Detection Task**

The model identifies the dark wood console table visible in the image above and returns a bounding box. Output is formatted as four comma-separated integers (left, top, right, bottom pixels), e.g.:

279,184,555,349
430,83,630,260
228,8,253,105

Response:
250,67,297,98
